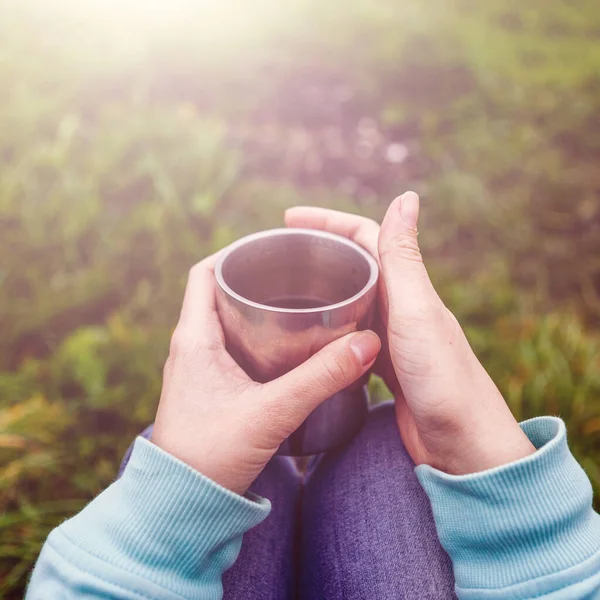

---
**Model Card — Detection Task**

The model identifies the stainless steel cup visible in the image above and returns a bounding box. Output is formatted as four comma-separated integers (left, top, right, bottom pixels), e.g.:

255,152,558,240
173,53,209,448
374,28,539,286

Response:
214,228,378,455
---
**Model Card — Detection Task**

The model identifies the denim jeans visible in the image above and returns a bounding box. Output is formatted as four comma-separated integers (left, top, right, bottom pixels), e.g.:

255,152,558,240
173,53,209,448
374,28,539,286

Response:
119,402,456,599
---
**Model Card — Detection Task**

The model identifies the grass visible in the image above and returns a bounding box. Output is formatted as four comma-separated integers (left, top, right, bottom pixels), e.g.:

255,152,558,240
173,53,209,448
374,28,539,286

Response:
1,0,600,596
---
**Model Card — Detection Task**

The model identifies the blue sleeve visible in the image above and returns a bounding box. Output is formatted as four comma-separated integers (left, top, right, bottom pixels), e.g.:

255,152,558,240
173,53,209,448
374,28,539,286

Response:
416,417,600,599
26,437,270,600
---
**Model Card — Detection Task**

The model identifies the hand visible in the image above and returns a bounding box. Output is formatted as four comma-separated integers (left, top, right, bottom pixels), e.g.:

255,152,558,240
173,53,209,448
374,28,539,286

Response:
286,193,535,475
151,254,381,494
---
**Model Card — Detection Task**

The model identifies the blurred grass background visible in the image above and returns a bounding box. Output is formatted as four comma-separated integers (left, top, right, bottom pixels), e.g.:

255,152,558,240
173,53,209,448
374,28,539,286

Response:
1,0,600,595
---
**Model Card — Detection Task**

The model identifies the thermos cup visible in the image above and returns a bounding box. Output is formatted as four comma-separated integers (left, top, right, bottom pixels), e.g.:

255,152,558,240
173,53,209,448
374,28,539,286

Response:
215,228,378,455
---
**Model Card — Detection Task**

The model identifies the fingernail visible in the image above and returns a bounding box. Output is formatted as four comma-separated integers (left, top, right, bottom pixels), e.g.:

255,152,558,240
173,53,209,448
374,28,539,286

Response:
350,331,381,365
399,191,419,229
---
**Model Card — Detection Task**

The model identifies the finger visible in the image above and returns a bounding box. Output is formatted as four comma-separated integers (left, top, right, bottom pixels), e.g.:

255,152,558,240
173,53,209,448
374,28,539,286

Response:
178,252,220,328
285,206,380,258
285,205,390,342
171,252,223,354
263,330,381,435
378,192,441,318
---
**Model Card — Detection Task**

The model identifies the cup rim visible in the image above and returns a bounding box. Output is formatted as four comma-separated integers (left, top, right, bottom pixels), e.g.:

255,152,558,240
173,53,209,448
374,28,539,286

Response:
214,228,379,314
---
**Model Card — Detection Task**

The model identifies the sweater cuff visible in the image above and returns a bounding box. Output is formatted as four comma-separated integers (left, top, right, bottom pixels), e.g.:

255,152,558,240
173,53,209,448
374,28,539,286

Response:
416,417,600,595
57,437,270,597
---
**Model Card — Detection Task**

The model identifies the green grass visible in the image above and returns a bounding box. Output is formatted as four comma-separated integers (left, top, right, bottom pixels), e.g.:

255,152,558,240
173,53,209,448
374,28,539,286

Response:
1,0,600,596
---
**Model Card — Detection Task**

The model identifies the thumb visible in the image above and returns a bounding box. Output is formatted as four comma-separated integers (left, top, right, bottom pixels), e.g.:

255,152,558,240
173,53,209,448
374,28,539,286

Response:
378,192,441,320
263,330,381,437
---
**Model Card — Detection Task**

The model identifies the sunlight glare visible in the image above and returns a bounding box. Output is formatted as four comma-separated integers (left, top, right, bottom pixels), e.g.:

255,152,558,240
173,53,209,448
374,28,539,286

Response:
55,0,287,46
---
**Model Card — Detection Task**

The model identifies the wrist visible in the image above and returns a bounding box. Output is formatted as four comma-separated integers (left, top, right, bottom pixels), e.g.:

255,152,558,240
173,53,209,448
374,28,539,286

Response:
431,408,536,476
150,423,247,495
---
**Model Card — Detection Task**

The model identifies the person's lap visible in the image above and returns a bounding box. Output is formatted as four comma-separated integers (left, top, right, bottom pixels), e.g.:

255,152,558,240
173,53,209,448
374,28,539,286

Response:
301,402,455,599
221,455,300,599
119,402,455,599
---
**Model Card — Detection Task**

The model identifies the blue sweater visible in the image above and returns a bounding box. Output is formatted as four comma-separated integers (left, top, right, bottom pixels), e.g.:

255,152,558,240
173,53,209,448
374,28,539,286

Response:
26,417,600,599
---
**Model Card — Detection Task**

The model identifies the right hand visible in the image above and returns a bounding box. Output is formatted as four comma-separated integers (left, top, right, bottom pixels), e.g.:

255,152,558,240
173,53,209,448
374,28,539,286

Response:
151,253,380,495
286,192,535,475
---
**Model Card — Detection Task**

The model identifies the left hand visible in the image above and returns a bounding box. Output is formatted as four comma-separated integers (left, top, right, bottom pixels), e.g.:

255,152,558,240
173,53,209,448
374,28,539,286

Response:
286,196,535,476
151,253,381,495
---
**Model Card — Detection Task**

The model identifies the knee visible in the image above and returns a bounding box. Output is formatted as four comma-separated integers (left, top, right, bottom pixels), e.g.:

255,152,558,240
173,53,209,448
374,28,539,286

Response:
308,401,414,483
347,400,411,463
360,400,398,438
304,400,422,517
351,401,406,452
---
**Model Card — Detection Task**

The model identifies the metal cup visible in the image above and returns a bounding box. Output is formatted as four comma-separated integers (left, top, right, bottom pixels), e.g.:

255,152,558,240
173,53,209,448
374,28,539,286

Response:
214,228,378,455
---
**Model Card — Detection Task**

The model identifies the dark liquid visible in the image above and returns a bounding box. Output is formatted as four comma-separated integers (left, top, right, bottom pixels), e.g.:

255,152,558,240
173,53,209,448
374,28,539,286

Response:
263,296,329,309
